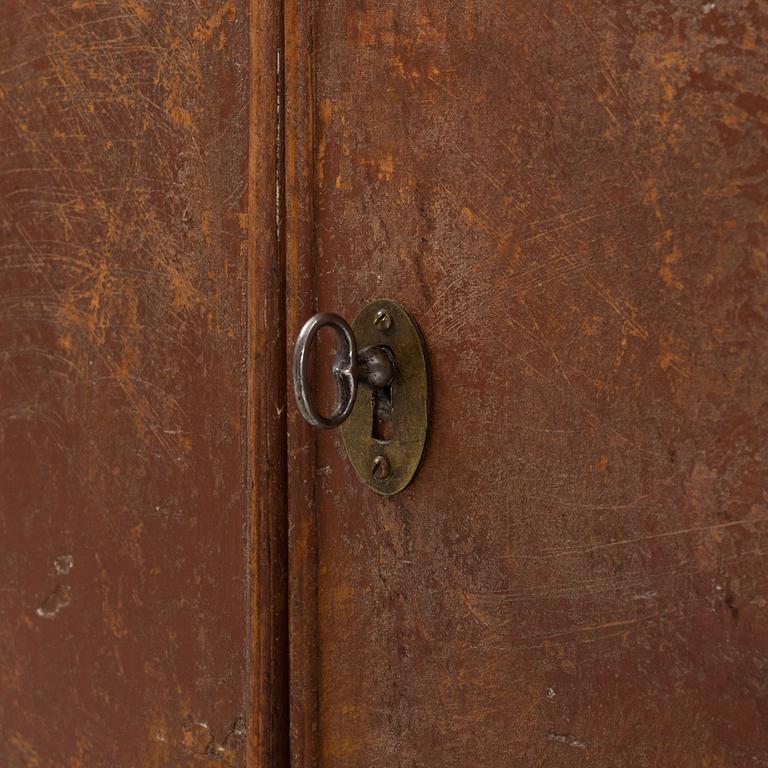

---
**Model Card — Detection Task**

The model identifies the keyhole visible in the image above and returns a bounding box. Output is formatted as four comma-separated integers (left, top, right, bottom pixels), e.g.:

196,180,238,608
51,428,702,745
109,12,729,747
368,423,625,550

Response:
372,384,395,442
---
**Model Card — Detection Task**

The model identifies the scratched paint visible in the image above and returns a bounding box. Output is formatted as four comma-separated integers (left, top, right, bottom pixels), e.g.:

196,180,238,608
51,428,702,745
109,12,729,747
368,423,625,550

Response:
298,0,768,766
0,2,251,766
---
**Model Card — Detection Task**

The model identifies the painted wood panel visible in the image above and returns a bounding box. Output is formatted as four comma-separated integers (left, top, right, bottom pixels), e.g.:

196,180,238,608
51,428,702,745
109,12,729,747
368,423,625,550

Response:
288,2,768,765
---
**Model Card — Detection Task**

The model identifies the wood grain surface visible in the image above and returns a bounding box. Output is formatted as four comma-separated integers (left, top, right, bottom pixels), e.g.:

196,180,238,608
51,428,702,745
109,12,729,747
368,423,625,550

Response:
289,1,768,766
0,2,285,766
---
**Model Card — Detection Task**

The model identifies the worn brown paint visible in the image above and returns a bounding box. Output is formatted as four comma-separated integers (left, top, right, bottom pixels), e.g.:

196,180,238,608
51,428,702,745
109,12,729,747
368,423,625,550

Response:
284,2,321,767
0,1,286,766
287,1,768,766
248,1,289,768
3,1,767,766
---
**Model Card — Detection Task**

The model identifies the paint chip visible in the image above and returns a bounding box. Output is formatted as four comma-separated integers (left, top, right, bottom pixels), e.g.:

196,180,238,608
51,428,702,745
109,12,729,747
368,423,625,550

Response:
36,584,71,619
548,733,587,749
54,554,74,575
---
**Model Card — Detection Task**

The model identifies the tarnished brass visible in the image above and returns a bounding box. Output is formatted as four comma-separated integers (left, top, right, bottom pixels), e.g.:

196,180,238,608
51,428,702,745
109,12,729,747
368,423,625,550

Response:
341,300,430,496
291,299,429,494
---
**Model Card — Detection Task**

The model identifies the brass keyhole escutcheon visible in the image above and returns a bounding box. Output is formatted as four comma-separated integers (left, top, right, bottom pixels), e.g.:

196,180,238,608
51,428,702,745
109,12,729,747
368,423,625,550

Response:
341,300,429,495
292,299,430,495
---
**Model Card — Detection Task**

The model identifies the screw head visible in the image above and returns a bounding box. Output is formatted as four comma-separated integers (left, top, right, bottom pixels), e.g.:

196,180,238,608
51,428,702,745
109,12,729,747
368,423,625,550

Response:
373,309,392,332
372,455,391,480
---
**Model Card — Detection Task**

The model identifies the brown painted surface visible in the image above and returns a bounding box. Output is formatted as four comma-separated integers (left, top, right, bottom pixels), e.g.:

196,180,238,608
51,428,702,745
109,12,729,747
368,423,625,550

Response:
284,2,321,767
288,1,768,766
3,1,767,765
0,2,286,766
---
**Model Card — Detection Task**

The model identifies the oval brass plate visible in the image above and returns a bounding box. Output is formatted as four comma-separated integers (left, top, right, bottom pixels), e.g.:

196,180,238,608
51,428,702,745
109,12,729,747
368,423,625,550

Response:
341,300,430,496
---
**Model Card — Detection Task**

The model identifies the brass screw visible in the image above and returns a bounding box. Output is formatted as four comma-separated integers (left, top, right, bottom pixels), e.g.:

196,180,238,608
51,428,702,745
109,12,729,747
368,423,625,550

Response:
372,455,391,480
373,309,392,331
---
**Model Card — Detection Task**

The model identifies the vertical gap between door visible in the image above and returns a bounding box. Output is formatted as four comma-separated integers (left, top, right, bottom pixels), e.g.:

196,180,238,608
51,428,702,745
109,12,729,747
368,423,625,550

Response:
284,0,321,765
247,0,289,766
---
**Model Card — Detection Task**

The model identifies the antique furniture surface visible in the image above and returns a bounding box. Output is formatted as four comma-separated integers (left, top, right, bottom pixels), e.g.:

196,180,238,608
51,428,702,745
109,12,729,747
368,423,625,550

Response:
0,3,285,766
2,2,767,767
289,2,768,766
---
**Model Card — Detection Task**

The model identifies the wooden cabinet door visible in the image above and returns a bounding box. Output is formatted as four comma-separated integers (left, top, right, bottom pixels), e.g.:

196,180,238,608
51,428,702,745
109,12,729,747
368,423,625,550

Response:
285,2,768,767
1,3,286,767
3,3,767,767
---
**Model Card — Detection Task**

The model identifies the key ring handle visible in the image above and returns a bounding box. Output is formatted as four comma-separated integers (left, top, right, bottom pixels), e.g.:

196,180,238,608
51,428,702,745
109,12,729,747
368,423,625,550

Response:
292,312,358,429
